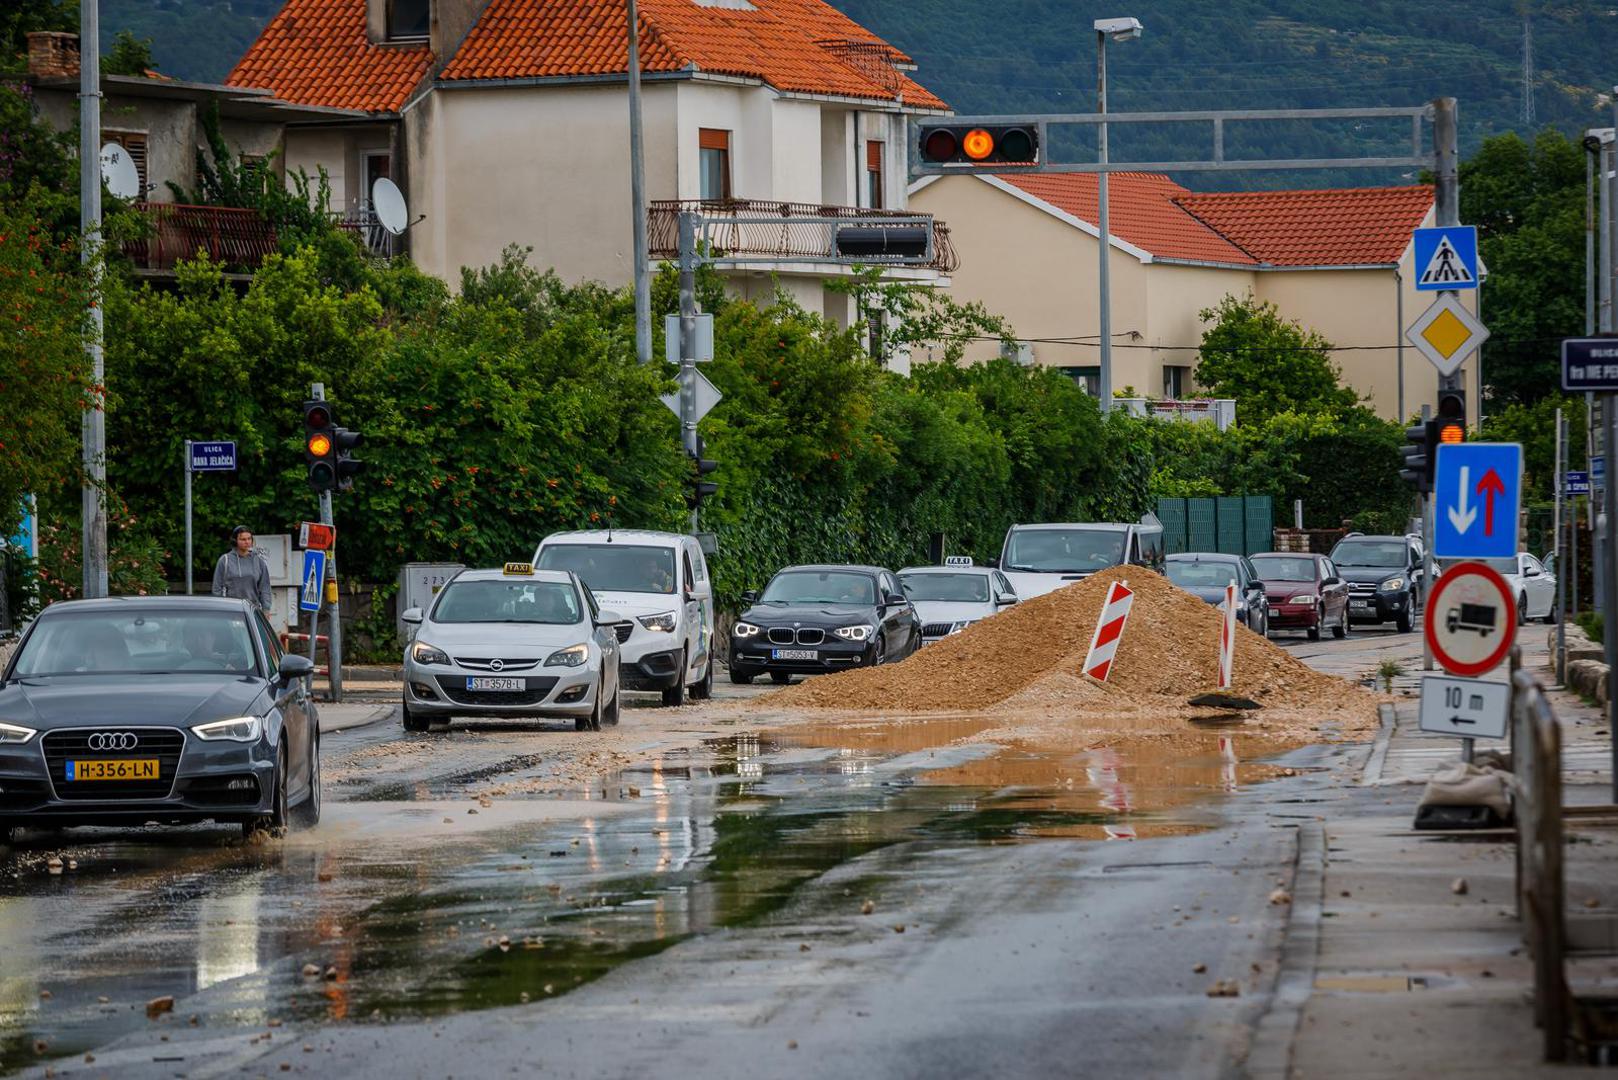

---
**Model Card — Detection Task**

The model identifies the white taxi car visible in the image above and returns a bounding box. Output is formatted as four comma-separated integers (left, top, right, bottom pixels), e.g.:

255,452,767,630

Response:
400,564,625,733
898,559,1020,645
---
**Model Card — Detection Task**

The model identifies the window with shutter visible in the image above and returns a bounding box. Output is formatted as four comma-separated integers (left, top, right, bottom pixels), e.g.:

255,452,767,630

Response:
103,131,148,198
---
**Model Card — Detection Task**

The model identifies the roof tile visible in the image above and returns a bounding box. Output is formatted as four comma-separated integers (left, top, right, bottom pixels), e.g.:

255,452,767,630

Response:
1174,186,1434,266
227,0,433,112
998,173,1257,265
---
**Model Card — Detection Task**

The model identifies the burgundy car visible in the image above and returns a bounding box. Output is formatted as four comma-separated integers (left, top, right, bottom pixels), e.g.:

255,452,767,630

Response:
1250,553,1349,641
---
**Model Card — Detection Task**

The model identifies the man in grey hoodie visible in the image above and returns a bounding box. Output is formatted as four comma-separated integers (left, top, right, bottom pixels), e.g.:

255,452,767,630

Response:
212,525,273,613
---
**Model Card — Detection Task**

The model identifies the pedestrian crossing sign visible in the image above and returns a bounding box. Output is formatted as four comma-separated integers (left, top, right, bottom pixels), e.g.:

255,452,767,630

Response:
1413,225,1478,291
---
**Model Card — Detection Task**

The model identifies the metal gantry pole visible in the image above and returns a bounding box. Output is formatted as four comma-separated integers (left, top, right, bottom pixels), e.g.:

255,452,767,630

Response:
1609,93,1618,803
79,0,108,599
184,441,193,595
678,212,700,532
1555,407,1567,682
628,0,651,365
1096,30,1114,412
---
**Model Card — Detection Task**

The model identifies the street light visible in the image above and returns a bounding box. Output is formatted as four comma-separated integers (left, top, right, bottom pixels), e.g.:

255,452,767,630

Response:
1095,15,1142,413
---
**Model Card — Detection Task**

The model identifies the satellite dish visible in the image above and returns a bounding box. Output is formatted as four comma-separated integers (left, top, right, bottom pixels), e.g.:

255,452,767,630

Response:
99,142,140,199
372,177,408,236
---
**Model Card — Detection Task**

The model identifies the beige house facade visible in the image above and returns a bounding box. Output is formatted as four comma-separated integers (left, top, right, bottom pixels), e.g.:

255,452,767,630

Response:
910,172,1480,425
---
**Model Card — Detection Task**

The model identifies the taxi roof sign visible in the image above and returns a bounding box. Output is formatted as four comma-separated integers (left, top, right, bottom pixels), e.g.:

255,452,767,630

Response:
944,555,974,567
502,562,535,576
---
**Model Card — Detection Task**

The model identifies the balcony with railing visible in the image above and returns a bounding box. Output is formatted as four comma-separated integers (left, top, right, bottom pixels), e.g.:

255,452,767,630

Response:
123,203,279,274
647,199,958,274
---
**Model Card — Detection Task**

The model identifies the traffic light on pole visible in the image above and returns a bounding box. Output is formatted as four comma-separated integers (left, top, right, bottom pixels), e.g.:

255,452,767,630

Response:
1400,420,1433,493
333,427,364,490
303,400,337,493
1435,388,1466,446
687,436,718,510
917,124,1039,166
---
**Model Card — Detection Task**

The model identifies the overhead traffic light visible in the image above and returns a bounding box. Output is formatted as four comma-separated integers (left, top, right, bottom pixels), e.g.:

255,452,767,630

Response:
1400,420,1434,493
1435,388,1467,446
303,400,337,492
917,124,1039,166
687,436,718,511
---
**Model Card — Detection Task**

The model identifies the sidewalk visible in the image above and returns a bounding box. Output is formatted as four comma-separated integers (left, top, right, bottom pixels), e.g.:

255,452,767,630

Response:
1257,625,1618,1077
317,701,394,733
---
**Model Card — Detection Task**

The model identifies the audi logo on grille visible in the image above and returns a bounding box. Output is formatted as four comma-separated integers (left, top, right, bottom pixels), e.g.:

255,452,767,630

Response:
488,658,505,672
88,732,139,751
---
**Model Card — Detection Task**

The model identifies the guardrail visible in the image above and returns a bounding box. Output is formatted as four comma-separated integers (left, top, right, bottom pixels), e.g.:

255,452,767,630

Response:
1509,650,1618,1062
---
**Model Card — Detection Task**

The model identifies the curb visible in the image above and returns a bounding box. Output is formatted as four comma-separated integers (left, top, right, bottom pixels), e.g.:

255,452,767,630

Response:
1359,702,1397,785
1246,820,1325,1080
318,704,395,734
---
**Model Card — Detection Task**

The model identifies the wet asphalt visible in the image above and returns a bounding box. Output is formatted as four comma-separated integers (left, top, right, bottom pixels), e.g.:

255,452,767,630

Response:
0,629,1411,1079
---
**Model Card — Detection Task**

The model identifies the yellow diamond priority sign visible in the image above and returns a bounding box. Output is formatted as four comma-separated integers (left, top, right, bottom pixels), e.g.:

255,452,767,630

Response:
1406,293,1489,378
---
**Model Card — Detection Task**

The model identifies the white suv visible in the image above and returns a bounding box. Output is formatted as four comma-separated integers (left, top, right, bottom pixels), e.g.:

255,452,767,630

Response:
534,531,716,704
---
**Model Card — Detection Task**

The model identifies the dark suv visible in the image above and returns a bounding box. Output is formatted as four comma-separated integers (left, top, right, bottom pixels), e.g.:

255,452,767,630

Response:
1328,534,1424,633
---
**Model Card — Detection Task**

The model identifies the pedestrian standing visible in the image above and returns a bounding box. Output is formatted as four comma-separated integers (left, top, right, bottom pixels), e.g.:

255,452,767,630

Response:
212,526,272,613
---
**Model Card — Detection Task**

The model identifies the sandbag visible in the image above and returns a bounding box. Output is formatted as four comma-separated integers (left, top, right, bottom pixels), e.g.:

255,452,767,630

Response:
1418,761,1512,818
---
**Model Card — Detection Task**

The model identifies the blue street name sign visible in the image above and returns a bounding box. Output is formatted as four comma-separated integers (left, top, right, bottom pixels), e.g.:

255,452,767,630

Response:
1565,470,1591,496
1594,455,1607,490
1413,225,1479,292
1432,443,1523,560
300,549,327,613
189,441,237,472
1560,338,1618,392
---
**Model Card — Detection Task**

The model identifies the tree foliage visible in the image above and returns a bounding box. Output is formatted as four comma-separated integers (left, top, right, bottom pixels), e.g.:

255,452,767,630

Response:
1193,293,1360,425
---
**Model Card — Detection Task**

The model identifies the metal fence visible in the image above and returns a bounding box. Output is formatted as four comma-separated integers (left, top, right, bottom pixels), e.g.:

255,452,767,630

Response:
124,203,279,272
1156,496,1273,556
647,199,959,273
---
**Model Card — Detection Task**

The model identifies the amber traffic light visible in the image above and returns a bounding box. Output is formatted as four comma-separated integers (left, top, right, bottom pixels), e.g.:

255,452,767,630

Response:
917,124,1038,166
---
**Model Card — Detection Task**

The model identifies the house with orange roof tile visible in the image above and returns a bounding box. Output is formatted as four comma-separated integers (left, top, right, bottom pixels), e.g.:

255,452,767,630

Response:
227,0,954,321
910,172,1480,425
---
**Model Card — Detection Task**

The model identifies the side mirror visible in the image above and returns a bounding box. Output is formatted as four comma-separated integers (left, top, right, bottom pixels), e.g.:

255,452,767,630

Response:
1524,566,1540,577
741,590,759,605
401,607,424,625
1247,580,1265,592
1322,576,1341,587
996,595,1017,607
278,654,314,685
596,608,625,627
884,591,907,607
983,557,1000,569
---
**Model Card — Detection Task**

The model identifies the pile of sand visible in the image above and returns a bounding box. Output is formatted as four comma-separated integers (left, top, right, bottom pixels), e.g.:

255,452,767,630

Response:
761,566,1373,729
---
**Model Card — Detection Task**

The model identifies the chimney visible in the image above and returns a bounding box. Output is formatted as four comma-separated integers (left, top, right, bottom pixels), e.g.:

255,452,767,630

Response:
27,31,80,79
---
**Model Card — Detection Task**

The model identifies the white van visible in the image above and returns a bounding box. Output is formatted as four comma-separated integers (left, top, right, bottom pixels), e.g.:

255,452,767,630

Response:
995,514,1166,600
533,530,715,705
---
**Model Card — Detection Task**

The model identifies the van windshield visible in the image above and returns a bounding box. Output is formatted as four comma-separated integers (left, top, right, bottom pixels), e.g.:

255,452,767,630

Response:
537,544,676,595
1003,528,1126,573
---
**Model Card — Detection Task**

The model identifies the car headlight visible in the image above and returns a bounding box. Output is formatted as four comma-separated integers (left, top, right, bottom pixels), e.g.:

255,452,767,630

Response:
949,621,973,634
191,716,262,742
546,643,590,668
638,611,677,633
1378,577,1406,593
1289,594,1317,605
733,622,761,638
411,640,451,666
0,721,37,745
833,625,874,642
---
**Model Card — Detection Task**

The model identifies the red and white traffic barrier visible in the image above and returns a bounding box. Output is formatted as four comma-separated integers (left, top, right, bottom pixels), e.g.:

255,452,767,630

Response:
1083,580,1135,682
1217,582,1237,690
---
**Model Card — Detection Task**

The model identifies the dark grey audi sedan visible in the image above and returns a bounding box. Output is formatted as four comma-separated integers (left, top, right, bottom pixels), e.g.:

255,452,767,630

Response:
0,596,319,841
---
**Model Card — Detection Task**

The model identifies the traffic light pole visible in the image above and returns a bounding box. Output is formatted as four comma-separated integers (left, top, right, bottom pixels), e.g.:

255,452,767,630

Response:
308,383,342,702
1421,403,1435,675
678,211,700,532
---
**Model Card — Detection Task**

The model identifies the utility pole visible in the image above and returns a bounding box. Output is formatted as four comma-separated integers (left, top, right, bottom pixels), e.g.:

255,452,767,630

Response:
678,211,699,531
1096,29,1114,412
1520,10,1536,127
1607,91,1618,803
80,0,108,599
628,0,651,365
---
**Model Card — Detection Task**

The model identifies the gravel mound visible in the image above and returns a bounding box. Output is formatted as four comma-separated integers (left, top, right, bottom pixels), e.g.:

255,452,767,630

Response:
762,565,1363,717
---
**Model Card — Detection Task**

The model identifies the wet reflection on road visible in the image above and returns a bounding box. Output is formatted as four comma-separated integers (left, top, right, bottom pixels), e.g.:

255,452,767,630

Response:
0,712,1297,1073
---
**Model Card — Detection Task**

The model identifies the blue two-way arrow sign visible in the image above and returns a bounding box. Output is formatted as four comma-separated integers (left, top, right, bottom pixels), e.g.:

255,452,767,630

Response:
1432,443,1522,560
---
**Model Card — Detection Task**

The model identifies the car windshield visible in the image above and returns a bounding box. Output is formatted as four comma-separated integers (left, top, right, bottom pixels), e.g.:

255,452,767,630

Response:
432,580,582,624
1331,540,1408,568
11,609,258,677
536,543,676,595
1003,528,1126,573
760,571,877,606
1250,555,1316,581
900,572,990,603
1165,560,1239,588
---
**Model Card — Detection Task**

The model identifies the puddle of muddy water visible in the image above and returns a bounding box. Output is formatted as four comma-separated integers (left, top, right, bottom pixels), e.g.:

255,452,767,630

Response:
1,713,1294,1072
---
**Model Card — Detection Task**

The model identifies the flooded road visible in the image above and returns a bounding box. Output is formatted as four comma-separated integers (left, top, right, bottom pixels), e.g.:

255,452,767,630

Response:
0,680,1364,1078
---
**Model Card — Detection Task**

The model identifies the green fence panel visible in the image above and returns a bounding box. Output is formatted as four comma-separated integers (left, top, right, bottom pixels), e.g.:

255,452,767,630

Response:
1157,498,1190,554
1187,498,1218,553
1245,496,1274,555
1157,495,1274,557
1216,497,1246,554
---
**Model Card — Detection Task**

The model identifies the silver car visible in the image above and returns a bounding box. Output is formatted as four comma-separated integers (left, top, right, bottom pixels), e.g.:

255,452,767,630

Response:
898,563,1019,644
400,565,624,733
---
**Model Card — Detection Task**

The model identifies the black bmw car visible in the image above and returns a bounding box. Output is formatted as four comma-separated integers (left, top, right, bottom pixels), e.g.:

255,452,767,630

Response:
0,596,320,841
728,564,921,685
